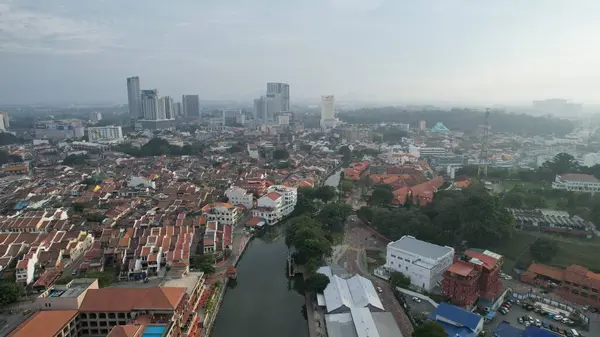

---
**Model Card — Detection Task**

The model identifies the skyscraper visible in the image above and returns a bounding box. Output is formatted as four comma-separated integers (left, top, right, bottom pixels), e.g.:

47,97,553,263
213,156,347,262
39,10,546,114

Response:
265,93,284,121
163,96,175,120
141,89,159,120
254,97,267,122
182,95,200,117
126,76,141,119
174,102,182,117
267,82,290,112
320,95,335,128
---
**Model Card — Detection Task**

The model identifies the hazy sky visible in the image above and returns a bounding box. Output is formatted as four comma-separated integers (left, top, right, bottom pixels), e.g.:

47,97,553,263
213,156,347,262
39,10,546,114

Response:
1,0,600,105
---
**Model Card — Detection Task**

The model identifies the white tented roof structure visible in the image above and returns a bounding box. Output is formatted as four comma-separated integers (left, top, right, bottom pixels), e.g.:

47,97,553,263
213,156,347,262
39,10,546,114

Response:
317,266,384,314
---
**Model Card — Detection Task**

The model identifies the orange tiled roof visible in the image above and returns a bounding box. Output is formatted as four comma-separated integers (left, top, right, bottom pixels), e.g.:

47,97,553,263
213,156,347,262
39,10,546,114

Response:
79,287,186,312
107,324,144,337
527,263,565,281
265,191,281,201
8,310,78,337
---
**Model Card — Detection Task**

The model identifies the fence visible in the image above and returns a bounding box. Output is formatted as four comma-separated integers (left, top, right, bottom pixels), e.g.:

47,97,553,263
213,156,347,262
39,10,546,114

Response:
511,290,590,330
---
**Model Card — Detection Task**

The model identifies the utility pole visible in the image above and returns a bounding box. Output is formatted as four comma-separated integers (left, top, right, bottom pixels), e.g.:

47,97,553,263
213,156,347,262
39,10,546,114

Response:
477,109,491,179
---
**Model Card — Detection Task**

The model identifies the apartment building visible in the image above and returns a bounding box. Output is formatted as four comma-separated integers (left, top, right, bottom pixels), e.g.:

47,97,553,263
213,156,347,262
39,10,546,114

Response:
442,249,504,309
225,186,254,209
552,173,600,194
266,185,297,217
87,126,123,142
385,235,454,291
201,203,240,227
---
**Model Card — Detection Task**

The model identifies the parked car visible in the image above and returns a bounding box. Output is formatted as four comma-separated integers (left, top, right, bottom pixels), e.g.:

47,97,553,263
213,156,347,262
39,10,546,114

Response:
518,318,524,324
499,308,508,315
412,297,421,303
542,321,548,328
376,287,382,293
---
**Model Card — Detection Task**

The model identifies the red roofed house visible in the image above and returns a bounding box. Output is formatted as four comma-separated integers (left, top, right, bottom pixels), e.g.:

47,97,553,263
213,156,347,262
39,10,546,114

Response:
442,248,503,309
521,263,600,307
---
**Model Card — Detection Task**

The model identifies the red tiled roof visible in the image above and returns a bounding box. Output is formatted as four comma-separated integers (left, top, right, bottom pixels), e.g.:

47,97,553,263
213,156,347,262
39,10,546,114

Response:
8,310,78,337
265,191,281,201
527,263,565,281
447,260,475,277
79,287,186,312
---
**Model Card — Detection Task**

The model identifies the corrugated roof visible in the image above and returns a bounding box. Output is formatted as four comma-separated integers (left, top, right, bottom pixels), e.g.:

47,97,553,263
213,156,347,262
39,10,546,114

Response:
318,267,384,313
432,303,482,332
388,235,453,260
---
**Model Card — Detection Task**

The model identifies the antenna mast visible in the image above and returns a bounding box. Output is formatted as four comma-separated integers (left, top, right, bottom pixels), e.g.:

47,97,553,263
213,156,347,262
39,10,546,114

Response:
477,109,491,179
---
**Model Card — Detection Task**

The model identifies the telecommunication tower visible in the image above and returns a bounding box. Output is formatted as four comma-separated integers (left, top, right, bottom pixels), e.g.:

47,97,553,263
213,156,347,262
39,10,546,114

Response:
477,109,491,179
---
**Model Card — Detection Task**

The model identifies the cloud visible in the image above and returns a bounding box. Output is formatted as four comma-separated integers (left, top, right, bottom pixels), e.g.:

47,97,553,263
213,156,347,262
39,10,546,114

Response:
328,0,385,14
0,2,117,55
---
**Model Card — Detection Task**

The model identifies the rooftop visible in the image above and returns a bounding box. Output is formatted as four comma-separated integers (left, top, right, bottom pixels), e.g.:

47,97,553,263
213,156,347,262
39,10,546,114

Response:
160,272,204,295
8,310,78,337
79,287,186,312
559,173,600,183
388,235,454,260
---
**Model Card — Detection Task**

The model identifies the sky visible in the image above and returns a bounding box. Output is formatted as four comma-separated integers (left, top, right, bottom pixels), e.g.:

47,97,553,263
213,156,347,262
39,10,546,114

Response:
1,0,600,105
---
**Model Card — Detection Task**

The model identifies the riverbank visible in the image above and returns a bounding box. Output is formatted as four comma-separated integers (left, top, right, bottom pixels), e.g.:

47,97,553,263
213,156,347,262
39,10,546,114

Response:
201,233,253,337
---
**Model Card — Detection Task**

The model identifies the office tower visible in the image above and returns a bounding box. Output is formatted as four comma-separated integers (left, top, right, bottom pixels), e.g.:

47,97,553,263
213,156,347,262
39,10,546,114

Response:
141,89,159,120
182,95,200,117
157,97,167,120
254,97,267,122
266,93,284,121
163,96,175,120
267,82,290,112
320,95,335,128
174,102,182,117
126,76,141,119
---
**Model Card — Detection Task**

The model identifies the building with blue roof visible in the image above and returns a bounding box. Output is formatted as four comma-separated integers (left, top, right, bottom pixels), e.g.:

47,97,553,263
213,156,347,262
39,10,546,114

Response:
430,122,451,133
428,303,483,337
492,321,525,337
522,326,561,337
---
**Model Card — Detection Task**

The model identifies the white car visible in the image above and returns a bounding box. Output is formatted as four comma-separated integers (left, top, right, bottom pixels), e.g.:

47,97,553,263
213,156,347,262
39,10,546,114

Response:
376,287,383,293
412,297,422,303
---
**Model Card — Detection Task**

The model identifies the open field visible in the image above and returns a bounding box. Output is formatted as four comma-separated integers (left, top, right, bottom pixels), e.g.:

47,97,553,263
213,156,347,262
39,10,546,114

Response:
491,231,600,273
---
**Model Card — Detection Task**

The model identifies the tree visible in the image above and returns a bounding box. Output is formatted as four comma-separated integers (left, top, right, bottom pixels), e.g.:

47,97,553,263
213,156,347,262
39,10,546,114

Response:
273,148,290,160
63,154,89,165
390,271,411,288
304,273,330,293
412,322,448,337
369,187,394,206
530,238,559,263
191,254,216,274
339,146,352,162
0,281,22,306
318,203,353,233
340,180,355,193
285,215,332,266
542,153,580,176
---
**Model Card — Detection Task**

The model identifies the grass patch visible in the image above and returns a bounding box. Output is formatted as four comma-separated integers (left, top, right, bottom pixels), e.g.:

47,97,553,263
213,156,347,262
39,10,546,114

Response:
365,249,386,273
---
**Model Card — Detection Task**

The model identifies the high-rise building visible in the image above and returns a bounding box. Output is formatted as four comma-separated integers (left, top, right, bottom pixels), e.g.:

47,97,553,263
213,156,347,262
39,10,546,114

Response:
174,102,182,117
89,111,102,123
265,93,284,122
141,89,160,120
182,95,200,117
320,95,335,128
0,112,9,130
267,82,290,112
126,76,141,119
419,120,427,131
88,126,124,142
254,97,267,122
163,96,175,120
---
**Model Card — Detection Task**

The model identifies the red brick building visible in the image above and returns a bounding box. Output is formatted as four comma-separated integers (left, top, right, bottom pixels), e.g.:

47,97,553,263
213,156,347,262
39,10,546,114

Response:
442,249,503,309
521,263,600,308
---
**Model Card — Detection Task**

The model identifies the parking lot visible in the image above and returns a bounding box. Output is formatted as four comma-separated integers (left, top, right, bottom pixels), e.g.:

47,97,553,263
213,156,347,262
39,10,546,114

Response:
487,300,585,336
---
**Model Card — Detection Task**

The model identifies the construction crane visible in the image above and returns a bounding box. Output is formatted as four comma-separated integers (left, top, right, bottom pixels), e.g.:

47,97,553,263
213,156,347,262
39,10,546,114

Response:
477,109,491,179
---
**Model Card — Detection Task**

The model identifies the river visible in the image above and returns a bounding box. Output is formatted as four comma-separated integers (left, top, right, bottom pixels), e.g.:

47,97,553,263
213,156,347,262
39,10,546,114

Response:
211,167,343,337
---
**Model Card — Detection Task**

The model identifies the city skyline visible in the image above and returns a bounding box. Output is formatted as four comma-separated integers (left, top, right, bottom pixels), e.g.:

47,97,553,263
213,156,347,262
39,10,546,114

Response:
2,1,600,105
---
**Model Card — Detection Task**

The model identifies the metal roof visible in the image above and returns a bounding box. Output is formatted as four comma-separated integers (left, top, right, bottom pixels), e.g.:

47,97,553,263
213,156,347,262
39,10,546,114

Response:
388,235,454,260
318,266,384,313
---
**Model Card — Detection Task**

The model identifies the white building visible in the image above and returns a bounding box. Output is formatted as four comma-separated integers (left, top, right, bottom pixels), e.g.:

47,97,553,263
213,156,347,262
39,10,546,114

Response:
252,185,297,225
385,235,454,291
320,95,336,128
202,203,240,227
418,147,447,157
163,96,175,119
552,173,600,194
317,266,384,314
127,76,141,120
386,145,419,165
582,153,600,167
0,111,9,130
141,89,160,120
88,126,123,142
277,114,291,126
89,111,102,123
35,120,85,140
225,186,254,209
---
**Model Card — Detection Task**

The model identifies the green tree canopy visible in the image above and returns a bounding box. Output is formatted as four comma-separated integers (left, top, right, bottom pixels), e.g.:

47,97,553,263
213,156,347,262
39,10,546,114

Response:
390,271,411,288
304,273,330,293
0,281,22,306
530,238,559,263
369,187,394,206
318,203,353,233
191,254,216,274
412,322,449,337
285,215,332,272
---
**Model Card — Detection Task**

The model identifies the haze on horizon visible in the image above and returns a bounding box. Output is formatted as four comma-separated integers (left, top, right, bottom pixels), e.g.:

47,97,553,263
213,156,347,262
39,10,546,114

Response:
1,0,599,105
